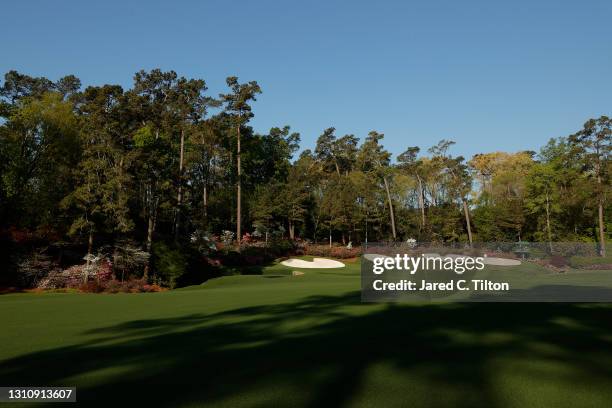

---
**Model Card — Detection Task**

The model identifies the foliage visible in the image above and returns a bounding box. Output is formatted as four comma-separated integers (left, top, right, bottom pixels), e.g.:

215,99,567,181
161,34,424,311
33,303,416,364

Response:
106,241,150,281
81,279,164,294
220,230,235,247
17,249,60,287
190,230,217,254
569,255,612,269
152,242,188,288
304,244,362,259
0,69,610,290
548,255,569,268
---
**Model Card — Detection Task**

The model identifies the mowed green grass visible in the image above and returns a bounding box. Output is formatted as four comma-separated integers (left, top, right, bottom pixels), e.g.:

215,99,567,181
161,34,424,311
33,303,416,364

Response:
1,258,612,407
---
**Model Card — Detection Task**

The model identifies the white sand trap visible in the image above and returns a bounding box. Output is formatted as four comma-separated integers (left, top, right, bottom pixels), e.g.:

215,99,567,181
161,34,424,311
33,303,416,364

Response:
483,256,521,266
281,257,345,269
363,253,393,261
417,253,523,267
434,253,521,266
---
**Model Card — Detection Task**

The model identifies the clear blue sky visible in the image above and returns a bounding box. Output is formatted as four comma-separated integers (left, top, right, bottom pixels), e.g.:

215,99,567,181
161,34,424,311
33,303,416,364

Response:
2,0,611,159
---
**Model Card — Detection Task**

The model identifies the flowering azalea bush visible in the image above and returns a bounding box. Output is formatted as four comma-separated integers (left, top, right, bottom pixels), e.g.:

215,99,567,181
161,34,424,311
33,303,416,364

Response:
304,244,361,259
37,255,114,290
85,279,164,294
17,249,60,287
405,238,417,249
97,259,113,280
220,230,235,246
36,264,81,289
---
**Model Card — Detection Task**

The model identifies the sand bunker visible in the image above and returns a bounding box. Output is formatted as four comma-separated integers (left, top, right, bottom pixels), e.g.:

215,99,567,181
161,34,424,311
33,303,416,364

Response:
482,256,521,266
281,257,346,269
435,253,522,266
363,253,393,261
364,253,444,261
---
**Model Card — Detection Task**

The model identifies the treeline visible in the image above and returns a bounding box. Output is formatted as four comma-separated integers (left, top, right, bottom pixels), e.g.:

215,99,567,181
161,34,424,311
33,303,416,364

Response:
0,69,610,282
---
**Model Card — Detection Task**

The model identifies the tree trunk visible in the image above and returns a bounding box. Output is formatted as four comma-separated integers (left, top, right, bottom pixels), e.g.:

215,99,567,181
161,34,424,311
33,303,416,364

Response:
597,172,606,257
84,228,94,284
112,246,118,281
175,128,185,241
329,224,332,248
289,220,295,240
87,228,93,262
143,214,154,280
382,176,397,240
598,201,606,257
545,190,553,253
417,175,426,230
365,213,368,249
236,125,242,250
462,199,473,248
203,184,208,222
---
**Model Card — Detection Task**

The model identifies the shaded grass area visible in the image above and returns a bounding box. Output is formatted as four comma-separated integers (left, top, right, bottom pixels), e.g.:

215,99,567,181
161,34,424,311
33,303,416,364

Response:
1,259,612,407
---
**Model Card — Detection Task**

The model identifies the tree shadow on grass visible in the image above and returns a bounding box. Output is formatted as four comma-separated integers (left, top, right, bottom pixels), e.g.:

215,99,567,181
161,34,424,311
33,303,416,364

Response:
2,291,612,407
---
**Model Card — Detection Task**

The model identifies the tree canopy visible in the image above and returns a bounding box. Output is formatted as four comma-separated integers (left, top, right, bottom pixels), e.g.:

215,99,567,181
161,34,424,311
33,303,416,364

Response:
1,69,610,286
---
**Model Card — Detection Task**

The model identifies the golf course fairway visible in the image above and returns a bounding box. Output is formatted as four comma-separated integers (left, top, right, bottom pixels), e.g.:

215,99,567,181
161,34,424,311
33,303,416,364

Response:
1,258,612,407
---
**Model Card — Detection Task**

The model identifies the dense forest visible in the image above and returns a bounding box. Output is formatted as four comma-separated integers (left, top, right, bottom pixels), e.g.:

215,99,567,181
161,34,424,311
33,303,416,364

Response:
0,70,609,289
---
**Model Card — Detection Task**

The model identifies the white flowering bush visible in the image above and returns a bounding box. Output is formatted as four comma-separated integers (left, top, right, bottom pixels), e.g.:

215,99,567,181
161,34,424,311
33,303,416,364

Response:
406,238,417,249
109,241,150,280
220,230,235,246
18,249,59,287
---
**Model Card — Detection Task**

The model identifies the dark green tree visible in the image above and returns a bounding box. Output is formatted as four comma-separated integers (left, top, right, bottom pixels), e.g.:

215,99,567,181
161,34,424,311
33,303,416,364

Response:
570,117,611,256
220,77,262,247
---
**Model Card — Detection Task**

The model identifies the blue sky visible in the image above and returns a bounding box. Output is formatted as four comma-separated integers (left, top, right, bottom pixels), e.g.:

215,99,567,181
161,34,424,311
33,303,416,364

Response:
2,0,611,159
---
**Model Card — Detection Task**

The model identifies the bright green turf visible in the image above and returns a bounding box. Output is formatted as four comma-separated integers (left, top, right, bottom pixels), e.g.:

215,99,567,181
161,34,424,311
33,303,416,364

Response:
1,258,612,407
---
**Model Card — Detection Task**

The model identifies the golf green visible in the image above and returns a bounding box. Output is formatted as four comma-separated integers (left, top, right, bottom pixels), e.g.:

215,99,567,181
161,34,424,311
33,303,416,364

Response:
1,259,612,407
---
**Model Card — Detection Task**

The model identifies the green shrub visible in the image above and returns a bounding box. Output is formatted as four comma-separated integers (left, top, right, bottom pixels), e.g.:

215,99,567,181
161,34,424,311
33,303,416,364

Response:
527,247,548,259
152,242,187,288
570,255,612,268
266,239,296,257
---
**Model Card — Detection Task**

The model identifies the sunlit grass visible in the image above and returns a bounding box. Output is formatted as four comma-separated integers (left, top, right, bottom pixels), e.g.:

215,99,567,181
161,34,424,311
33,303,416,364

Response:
1,258,612,407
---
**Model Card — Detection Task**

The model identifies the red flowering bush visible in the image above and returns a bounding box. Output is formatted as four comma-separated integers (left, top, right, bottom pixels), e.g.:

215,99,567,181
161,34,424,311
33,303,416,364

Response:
7,227,36,244
549,255,569,268
330,246,362,259
79,281,105,293
79,278,164,293
304,244,361,259
36,265,81,289
37,259,114,290
97,259,114,280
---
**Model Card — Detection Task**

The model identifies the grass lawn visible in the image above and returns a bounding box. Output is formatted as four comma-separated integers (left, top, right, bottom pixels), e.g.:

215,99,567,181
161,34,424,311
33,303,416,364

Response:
1,258,612,407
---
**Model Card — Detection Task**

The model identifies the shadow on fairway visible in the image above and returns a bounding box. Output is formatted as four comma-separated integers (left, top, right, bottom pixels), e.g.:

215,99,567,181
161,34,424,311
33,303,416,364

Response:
2,290,612,407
